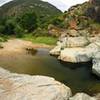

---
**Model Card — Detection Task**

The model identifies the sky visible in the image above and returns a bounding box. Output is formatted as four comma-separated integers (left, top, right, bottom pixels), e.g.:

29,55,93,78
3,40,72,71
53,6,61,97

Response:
0,0,89,12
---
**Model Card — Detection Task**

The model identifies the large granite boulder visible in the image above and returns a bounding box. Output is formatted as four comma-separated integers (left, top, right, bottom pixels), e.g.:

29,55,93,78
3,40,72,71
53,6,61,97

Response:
50,46,61,56
50,36,90,56
58,48,90,63
50,28,100,77
69,93,96,100
65,37,89,48
95,93,100,100
92,52,100,77
0,68,72,100
85,41,100,58
67,29,79,37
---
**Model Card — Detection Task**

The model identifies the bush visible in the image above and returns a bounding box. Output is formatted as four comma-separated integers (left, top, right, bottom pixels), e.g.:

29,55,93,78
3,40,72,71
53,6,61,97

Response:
0,25,5,34
14,25,24,38
32,28,48,37
19,12,38,32
3,19,15,35
51,17,64,28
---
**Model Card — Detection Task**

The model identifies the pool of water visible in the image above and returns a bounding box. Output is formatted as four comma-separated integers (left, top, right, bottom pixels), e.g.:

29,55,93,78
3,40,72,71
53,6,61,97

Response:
0,48,100,95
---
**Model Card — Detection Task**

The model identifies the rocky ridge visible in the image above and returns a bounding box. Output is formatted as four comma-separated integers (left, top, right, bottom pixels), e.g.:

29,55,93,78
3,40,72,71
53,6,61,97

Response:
50,29,100,77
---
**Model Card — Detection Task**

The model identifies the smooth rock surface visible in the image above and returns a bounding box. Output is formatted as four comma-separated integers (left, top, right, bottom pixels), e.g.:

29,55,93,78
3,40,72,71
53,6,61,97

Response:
85,41,100,58
50,32,100,77
50,46,61,56
95,93,100,100
58,48,90,63
65,37,89,48
69,93,96,100
92,52,100,77
0,68,72,100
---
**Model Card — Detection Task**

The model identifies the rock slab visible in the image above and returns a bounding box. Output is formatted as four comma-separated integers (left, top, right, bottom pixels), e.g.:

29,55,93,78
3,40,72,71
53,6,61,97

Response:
0,68,72,100
69,93,96,100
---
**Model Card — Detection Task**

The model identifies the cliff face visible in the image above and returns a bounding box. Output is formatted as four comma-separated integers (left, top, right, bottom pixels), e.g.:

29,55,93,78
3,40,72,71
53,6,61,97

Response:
50,1,100,78
87,0,100,22
49,1,100,37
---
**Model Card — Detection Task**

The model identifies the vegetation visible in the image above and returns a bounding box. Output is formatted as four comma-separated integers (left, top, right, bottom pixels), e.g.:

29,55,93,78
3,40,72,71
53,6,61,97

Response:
0,0,61,45
0,0,61,28
17,12,38,32
50,1,100,36
0,0,100,45
22,34,57,45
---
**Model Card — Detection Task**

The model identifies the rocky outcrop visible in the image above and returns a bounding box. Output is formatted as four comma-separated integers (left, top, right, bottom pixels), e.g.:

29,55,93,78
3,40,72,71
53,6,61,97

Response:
69,93,96,100
50,29,100,77
64,37,89,48
95,93,100,100
0,68,72,100
92,52,100,77
50,46,61,56
58,48,90,63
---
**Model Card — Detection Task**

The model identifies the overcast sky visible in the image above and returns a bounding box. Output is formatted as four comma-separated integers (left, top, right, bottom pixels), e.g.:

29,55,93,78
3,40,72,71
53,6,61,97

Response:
0,0,88,12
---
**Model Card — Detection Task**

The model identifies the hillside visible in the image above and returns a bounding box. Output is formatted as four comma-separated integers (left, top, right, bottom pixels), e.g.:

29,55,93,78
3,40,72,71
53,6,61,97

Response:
49,0,100,37
0,0,61,24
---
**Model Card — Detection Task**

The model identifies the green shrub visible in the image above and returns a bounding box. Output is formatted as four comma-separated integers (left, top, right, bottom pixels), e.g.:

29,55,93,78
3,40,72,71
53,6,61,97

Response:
32,28,48,37
3,19,15,35
0,25,5,34
14,25,24,38
19,12,38,32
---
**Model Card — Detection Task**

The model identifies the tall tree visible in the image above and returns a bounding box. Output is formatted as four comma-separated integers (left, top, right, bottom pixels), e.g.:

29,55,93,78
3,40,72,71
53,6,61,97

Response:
19,12,38,32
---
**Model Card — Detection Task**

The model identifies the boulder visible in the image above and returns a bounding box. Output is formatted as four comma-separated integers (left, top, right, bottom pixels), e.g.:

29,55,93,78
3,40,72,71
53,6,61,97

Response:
50,46,61,56
57,41,100,63
0,68,72,100
69,93,96,100
58,48,90,63
92,52,100,77
67,29,79,37
85,41,100,58
65,37,89,48
95,93,100,100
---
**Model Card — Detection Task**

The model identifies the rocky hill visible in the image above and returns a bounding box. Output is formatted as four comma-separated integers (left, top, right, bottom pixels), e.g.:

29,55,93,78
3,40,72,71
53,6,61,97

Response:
49,0,100,37
50,0,100,78
0,0,61,24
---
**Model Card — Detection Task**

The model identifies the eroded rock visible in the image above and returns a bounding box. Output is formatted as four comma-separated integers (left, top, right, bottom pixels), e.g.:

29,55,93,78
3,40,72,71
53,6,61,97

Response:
65,37,90,48
50,31,100,77
58,48,90,63
50,46,61,56
0,68,72,100
92,52,100,77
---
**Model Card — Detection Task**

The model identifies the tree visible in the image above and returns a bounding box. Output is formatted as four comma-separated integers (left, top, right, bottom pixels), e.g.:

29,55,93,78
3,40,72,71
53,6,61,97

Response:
14,25,24,37
0,25,5,34
19,12,38,32
3,19,15,35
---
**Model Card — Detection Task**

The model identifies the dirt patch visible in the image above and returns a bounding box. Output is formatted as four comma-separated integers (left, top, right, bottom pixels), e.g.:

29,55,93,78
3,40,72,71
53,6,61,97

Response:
0,39,53,55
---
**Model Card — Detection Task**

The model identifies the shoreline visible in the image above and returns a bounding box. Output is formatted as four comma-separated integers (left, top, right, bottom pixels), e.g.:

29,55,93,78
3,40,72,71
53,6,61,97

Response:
0,39,54,55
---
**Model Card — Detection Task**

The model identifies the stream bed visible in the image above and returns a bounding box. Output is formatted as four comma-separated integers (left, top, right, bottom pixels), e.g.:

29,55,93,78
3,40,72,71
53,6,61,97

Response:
0,48,100,95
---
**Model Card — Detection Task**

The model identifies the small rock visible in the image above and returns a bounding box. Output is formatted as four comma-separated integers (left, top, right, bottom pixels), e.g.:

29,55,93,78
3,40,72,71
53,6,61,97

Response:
69,93,96,100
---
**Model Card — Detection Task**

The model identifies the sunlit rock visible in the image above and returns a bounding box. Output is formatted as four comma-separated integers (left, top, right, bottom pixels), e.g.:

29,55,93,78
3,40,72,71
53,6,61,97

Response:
65,37,89,48
0,68,72,100
69,93,96,100
58,48,90,63
92,52,100,77
50,46,61,56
